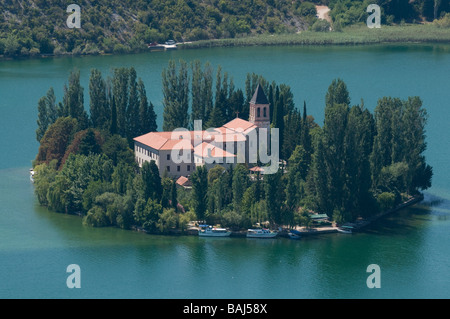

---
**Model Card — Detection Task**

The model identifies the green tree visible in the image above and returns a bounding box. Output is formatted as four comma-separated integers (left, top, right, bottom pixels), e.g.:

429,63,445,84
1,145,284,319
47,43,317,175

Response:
265,170,284,225
36,87,58,142
89,68,110,130
35,117,79,169
141,160,163,202
137,78,157,134
101,134,135,166
232,164,249,213
127,67,140,145
36,96,49,142
162,60,190,131
62,69,89,129
191,165,208,221
112,67,130,137
134,197,163,232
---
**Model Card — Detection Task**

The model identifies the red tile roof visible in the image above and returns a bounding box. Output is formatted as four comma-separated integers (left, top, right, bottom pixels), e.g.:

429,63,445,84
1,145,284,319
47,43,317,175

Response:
134,118,255,152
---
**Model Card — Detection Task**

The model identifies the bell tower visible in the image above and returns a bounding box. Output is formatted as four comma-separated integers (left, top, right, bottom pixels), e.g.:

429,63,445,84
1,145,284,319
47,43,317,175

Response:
249,84,270,129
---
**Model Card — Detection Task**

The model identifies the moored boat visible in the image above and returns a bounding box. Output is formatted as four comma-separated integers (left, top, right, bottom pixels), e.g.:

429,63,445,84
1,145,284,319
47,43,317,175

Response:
198,225,231,237
246,228,277,238
29,168,35,183
337,225,353,234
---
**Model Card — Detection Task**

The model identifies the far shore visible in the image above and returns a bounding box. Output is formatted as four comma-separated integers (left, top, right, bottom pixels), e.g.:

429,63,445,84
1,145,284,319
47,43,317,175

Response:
1,24,449,61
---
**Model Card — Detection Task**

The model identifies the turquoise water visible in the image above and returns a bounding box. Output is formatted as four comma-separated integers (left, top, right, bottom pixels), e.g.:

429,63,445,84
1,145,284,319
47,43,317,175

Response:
0,45,449,298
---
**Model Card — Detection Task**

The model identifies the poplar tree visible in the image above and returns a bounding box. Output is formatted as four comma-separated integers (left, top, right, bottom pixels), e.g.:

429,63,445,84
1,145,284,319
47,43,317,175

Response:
127,67,140,145
162,60,189,131
202,62,214,127
89,69,109,130
112,67,129,137
36,87,57,142
300,101,312,177
137,78,157,134
36,96,49,142
191,60,203,126
63,69,89,129
46,87,58,124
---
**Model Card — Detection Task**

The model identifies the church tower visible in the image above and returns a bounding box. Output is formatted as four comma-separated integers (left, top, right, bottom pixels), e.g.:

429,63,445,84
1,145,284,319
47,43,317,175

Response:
248,84,270,129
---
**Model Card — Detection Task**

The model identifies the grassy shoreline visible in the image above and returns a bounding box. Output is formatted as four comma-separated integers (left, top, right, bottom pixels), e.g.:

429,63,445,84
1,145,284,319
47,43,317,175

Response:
179,24,450,49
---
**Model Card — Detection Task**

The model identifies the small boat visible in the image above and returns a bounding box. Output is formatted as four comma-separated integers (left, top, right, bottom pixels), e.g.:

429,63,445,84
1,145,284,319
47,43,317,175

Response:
288,229,302,240
163,40,177,50
29,168,35,183
198,225,231,237
247,228,277,238
337,225,353,234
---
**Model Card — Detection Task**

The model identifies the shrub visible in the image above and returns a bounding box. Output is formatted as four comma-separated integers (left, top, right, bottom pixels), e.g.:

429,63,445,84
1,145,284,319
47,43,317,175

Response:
311,19,331,32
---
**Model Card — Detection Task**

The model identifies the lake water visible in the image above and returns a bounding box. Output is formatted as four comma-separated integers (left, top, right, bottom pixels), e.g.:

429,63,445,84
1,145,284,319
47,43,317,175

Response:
0,45,449,299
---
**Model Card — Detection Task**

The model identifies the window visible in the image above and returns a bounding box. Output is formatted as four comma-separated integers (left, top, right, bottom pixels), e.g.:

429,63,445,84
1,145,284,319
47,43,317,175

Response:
177,166,180,172
167,154,170,160
263,107,267,117
187,165,190,171
257,107,260,117
167,166,170,172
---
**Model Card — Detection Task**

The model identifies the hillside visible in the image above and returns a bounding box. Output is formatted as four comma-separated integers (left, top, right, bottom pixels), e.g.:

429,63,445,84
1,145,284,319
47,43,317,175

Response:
0,0,449,57
0,0,313,57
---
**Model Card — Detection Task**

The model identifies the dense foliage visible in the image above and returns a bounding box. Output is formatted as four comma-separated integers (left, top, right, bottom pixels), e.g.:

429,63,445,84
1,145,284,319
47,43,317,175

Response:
328,0,450,27
0,0,316,57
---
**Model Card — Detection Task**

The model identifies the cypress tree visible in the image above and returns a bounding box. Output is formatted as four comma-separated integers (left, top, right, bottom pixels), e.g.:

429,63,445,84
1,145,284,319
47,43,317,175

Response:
141,160,162,202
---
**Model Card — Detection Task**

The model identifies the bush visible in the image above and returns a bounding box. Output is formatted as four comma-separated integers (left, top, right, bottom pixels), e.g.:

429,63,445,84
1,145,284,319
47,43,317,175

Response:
377,192,396,212
83,206,109,227
311,19,331,32
434,13,450,28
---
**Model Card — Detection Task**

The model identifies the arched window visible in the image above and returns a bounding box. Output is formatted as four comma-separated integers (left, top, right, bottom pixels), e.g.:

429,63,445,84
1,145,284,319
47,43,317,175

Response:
257,107,260,117
263,107,267,117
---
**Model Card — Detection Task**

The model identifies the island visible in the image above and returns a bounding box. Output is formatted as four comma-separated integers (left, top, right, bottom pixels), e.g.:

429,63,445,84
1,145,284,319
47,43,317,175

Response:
31,61,433,236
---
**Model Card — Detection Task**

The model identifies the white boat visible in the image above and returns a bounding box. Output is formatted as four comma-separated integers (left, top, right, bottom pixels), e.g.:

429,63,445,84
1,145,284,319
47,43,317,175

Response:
163,40,177,50
337,225,353,234
29,168,35,183
247,228,277,238
198,226,231,237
